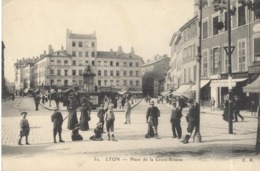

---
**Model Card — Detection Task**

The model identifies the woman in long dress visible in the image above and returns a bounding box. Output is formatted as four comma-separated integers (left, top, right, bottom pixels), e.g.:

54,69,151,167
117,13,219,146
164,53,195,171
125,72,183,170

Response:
67,97,78,130
79,98,91,131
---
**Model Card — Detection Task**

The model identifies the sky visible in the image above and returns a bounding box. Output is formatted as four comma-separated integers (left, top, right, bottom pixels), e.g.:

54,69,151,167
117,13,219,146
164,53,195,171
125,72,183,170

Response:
2,0,195,82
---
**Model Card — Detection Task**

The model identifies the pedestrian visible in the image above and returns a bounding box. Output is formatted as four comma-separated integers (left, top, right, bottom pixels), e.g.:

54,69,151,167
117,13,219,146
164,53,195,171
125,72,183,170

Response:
121,97,126,109
97,104,106,133
18,111,30,145
146,101,160,139
233,95,244,122
51,107,65,143
170,101,182,139
210,97,215,111
251,100,257,117
41,93,45,104
71,123,83,141
182,99,199,144
124,98,132,124
11,92,15,101
34,94,41,111
105,104,116,141
79,98,90,131
67,96,79,130
103,96,110,111
222,94,234,122
117,97,122,109
89,122,103,141
55,93,60,108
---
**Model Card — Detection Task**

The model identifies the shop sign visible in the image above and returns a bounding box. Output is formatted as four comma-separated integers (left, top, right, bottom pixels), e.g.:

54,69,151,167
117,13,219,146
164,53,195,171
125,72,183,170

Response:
100,86,112,92
221,72,248,79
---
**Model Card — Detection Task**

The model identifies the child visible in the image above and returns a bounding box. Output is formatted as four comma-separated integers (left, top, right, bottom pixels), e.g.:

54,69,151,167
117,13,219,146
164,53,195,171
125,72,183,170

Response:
105,105,116,141
97,104,106,133
51,107,65,143
71,123,83,141
18,111,30,145
89,122,103,141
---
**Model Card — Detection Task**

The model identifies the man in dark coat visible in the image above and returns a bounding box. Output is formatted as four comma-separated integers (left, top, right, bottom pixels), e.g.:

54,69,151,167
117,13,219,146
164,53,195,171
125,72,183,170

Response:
51,107,65,143
233,95,244,122
170,101,182,139
146,101,160,139
182,99,199,144
79,98,90,131
34,94,41,111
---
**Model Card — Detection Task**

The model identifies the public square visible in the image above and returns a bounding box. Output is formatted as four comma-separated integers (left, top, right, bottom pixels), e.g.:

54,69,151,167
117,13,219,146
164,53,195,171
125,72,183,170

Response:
1,96,260,170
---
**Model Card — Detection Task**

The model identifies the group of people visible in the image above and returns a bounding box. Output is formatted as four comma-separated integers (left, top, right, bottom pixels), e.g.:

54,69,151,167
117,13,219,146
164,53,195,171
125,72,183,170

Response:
145,96,198,144
222,95,244,122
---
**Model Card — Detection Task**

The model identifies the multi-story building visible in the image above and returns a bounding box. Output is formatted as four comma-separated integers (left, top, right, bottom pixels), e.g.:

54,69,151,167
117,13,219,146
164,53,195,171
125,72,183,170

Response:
142,54,170,97
167,16,209,100
14,30,144,94
96,46,143,93
200,0,260,109
2,41,6,97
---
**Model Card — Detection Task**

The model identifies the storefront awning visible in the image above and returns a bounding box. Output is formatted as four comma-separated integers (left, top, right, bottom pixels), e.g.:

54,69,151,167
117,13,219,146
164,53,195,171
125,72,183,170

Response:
191,80,210,91
24,88,29,93
171,85,191,96
243,76,260,93
118,91,127,95
129,91,142,94
160,91,171,96
210,78,247,87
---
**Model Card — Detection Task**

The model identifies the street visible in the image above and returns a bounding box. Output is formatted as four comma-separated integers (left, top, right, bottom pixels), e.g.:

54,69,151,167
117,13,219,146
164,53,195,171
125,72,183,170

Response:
2,97,260,170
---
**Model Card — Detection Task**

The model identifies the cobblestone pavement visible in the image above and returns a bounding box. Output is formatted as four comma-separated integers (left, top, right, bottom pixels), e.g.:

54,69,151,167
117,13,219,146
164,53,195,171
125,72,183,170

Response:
2,97,260,171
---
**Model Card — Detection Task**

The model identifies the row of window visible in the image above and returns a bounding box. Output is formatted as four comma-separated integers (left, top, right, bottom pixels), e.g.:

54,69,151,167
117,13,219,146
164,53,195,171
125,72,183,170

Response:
97,79,140,86
97,61,140,67
183,44,197,62
49,69,140,77
49,59,140,67
49,79,140,87
203,5,260,39
201,39,249,76
98,70,140,77
71,51,96,57
72,41,95,48
183,65,197,84
50,60,95,66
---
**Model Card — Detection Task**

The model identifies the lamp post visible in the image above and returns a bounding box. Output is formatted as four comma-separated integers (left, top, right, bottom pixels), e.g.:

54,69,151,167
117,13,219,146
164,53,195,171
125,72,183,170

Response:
49,80,52,107
194,0,202,143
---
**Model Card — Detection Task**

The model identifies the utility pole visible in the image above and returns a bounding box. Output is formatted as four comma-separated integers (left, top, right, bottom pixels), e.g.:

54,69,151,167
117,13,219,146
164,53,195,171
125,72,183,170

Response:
227,0,233,134
194,0,202,143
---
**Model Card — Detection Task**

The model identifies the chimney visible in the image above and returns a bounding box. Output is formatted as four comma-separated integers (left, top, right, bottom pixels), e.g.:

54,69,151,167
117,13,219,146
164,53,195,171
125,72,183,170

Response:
61,45,64,51
49,45,52,54
110,48,113,52
131,47,135,54
93,30,96,37
117,46,123,54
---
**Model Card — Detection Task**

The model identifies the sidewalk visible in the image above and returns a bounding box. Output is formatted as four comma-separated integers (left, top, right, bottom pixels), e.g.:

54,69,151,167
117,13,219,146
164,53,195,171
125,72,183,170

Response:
163,101,257,119
40,98,143,112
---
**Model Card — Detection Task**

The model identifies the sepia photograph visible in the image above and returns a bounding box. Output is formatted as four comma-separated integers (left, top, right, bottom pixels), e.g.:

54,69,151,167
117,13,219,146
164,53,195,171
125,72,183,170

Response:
1,0,260,170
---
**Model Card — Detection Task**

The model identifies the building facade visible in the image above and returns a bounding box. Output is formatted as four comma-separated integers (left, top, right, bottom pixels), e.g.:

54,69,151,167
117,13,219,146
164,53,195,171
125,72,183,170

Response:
142,54,170,97
14,30,144,94
200,0,260,108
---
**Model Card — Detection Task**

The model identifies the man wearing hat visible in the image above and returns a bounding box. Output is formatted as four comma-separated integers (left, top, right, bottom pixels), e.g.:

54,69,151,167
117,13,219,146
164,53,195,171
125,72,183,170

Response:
233,95,244,122
18,111,30,145
124,98,132,124
146,101,160,139
182,99,199,144
170,100,182,139
51,107,65,143
105,104,116,141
